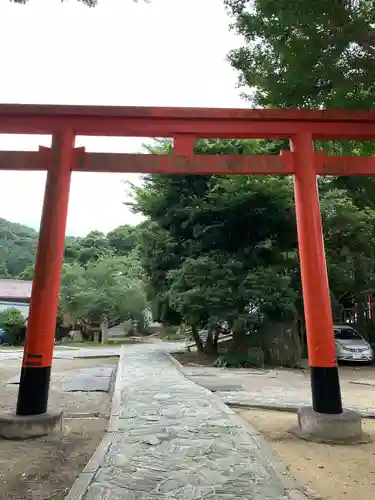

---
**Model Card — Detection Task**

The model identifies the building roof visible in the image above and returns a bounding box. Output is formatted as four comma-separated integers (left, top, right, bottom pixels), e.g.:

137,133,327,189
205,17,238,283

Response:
0,279,32,300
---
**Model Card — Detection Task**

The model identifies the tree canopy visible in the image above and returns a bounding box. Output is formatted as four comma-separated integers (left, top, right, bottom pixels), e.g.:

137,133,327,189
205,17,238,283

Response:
0,218,140,281
60,251,146,327
225,0,375,239
0,218,38,279
0,216,148,336
225,0,375,109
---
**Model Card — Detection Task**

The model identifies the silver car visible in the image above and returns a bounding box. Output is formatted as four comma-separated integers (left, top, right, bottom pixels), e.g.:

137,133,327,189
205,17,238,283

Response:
334,325,374,363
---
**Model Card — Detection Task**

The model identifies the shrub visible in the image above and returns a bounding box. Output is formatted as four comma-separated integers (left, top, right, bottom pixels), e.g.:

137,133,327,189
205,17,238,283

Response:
0,308,26,344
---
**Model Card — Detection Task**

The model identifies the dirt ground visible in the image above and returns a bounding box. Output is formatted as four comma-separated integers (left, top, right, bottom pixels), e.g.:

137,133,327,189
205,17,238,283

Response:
0,356,118,500
236,408,375,500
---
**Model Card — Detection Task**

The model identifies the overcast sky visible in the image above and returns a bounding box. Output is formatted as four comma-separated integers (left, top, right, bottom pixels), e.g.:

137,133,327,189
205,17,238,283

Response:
0,0,244,236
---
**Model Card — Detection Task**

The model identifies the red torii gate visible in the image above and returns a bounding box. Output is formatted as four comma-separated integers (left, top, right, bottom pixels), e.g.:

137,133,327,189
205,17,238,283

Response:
1,104,375,419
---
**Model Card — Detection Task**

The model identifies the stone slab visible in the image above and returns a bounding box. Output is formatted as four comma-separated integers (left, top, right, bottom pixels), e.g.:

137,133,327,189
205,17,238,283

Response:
196,382,244,392
78,367,114,378
53,353,75,360
0,411,63,439
65,375,111,393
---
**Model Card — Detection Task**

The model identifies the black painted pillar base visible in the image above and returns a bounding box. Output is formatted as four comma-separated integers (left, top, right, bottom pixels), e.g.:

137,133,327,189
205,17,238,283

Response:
16,366,51,416
310,366,343,414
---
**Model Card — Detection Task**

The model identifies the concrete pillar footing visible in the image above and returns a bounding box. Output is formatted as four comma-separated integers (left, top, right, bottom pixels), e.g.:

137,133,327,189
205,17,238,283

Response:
291,406,366,444
0,411,63,440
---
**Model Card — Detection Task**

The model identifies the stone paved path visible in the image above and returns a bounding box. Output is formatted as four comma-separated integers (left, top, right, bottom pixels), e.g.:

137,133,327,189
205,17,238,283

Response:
68,345,305,499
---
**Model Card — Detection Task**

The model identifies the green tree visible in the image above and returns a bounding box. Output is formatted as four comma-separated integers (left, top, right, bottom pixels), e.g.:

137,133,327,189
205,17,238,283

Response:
132,138,298,358
225,0,375,109
168,253,296,355
0,218,37,279
0,264,10,278
137,220,183,326
18,264,35,281
225,0,375,208
320,188,375,327
59,262,87,327
225,0,375,332
107,225,138,256
64,230,111,266
60,253,147,328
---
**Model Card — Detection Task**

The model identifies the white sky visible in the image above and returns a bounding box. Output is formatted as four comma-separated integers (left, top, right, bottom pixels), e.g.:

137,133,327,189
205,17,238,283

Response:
0,0,244,236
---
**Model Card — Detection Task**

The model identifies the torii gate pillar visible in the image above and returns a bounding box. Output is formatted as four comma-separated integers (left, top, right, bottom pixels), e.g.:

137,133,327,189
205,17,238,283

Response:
291,132,342,414
16,130,74,416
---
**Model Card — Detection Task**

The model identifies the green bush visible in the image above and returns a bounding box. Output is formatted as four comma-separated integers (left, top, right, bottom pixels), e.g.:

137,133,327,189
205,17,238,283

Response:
0,308,26,344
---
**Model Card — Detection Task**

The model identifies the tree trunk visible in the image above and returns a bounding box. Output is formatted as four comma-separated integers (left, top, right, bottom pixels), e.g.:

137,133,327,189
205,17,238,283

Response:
260,327,272,365
213,328,220,353
203,327,218,356
356,299,367,338
191,325,203,353
231,318,248,354
298,318,307,359
260,321,301,368
101,317,109,345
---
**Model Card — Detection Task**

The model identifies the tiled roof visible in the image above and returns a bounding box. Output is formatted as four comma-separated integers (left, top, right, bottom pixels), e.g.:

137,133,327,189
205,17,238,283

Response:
0,279,32,300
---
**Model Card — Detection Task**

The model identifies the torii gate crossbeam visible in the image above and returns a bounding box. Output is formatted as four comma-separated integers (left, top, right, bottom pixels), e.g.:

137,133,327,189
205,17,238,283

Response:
2,104,375,421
